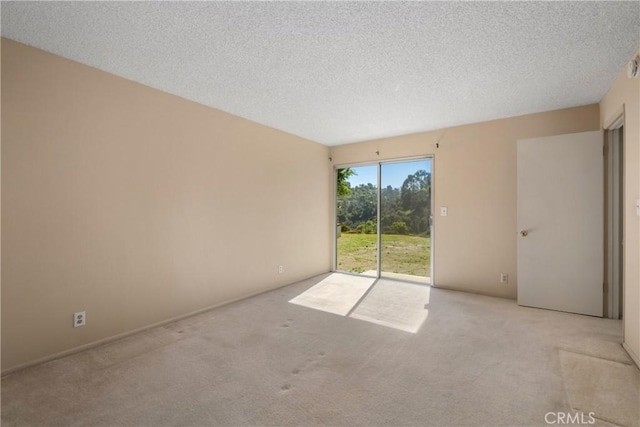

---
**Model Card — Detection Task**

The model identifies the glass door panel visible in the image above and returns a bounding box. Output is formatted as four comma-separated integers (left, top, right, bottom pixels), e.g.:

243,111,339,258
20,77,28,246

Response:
335,165,378,277
380,160,432,283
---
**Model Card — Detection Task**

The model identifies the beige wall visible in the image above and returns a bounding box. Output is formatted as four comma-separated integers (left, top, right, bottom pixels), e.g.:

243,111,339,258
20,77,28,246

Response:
1,39,331,373
330,105,600,299
600,50,640,366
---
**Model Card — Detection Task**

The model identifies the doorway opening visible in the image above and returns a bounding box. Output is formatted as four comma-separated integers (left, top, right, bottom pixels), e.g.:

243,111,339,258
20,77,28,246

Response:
334,158,433,283
605,123,624,320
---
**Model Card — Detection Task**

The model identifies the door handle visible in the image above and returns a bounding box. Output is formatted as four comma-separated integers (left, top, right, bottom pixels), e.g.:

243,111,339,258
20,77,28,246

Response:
519,230,528,237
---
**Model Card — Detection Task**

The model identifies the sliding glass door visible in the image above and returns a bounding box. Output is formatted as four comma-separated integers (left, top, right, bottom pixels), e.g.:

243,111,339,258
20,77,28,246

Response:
380,159,431,283
335,158,432,283
335,165,378,277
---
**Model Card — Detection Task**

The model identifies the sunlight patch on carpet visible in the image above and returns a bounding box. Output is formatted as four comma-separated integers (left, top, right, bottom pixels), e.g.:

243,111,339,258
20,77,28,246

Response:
290,275,430,333
288,273,375,316
349,278,430,333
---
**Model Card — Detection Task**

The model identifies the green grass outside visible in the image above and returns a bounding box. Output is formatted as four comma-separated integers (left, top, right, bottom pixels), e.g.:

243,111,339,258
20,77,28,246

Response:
336,233,430,277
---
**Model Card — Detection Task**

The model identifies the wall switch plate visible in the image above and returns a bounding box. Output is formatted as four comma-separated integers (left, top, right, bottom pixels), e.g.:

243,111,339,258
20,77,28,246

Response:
440,207,448,216
278,265,283,274
74,311,86,327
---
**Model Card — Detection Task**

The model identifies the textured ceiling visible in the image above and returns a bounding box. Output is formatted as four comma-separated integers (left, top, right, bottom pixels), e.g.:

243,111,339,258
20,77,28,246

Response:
2,1,639,146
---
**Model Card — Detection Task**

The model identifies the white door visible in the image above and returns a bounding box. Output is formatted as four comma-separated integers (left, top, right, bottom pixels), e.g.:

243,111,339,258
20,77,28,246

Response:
517,131,603,316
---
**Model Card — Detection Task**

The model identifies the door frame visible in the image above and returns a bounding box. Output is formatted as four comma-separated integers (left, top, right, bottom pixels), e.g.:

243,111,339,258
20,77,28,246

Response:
604,113,625,320
332,155,435,283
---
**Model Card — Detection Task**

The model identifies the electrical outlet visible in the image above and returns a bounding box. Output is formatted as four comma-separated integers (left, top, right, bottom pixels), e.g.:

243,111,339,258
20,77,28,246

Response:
74,311,86,328
500,273,508,284
278,265,284,274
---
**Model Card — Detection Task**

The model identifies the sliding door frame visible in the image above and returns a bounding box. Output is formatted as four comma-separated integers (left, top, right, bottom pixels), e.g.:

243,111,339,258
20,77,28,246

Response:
332,155,435,283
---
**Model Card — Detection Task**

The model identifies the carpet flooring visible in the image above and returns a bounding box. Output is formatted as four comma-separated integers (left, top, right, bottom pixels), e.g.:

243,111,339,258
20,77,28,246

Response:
2,273,638,426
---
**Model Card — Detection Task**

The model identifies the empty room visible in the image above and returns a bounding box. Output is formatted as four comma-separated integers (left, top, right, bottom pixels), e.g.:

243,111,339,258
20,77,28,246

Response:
1,2,639,426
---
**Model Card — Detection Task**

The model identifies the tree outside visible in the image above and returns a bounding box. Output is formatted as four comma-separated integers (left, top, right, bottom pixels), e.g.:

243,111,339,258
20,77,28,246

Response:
337,168,431,236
